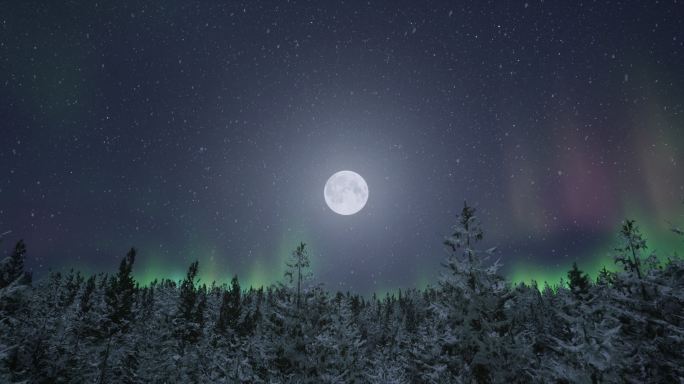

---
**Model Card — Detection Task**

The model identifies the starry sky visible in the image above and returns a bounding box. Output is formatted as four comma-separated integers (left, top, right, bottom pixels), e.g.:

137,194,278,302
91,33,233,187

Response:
2,1,683,293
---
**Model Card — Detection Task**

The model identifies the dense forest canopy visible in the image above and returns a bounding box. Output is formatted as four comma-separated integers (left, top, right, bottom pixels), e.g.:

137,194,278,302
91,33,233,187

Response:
1,203,682,383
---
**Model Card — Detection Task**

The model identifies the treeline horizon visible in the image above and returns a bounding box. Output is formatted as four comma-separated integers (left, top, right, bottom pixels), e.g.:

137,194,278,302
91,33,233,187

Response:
1,202,682,383
5,213,682,297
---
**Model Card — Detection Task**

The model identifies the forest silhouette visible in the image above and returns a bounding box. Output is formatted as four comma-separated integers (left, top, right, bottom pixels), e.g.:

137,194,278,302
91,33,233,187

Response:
1,203,682,383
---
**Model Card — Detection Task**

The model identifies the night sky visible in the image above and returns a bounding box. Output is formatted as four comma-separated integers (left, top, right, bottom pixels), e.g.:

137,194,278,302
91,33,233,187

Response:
2,1,683,293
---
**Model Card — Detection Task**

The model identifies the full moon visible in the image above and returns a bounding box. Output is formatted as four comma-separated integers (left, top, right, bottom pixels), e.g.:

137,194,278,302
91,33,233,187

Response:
324,170,369,215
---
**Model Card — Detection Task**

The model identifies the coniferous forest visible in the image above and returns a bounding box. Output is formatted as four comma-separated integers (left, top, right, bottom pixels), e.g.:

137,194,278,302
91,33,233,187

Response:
1,204,683,383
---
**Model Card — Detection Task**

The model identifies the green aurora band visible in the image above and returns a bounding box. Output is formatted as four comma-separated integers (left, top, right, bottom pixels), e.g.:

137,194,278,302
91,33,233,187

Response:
132,224,317,289
127,212,683,294
510,208,684,288
55,189,680,296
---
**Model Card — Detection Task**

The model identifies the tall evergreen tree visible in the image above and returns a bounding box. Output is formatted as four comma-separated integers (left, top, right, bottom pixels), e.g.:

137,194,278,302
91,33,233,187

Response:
444,201,484,253
105,248,137,330
438,201,512,383
567,262,590,298
59,270,83,308
178,261,199,323
284,242,311,310
79,276,97,315
175,261,206,345
216,275,241,334
614,219,649,299
0,239,29,289
98,248,137,384
614,220,646,275
194,285,207,331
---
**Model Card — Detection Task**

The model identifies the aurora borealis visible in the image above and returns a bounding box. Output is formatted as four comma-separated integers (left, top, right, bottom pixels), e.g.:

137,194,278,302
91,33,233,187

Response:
1,1,683,294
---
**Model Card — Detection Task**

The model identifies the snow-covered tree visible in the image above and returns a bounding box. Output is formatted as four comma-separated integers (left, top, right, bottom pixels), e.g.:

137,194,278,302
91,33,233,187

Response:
0,240,30,289
436,201,514,383
215,275,241,335
613,219,649,300
98,248,137,384
567,262,590,298
284,242,311,310
1,206,684,383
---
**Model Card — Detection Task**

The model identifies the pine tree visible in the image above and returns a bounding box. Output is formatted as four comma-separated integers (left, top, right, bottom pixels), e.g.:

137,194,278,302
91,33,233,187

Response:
105,248,137,330
543,280,624,383
596,266,615,287
98,247,137,384
194,284,207,331
216,275,241,334
0,240,29,289
613,219,649,299
79,276,97,315
59,269,83,308
284,242,311,310
567,262,590,298
444,201,484,253
614,220,646,275
438,201,510,383
178,261,199,323
175,261,206,346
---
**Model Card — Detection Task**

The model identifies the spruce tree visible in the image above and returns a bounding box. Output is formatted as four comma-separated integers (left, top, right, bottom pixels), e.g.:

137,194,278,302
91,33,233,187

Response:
567,262,590,298
79,276,97,315
175,261,206,345
614,219,648,299
105,248,137,330
438,201,510,383
98,248,137,384
284,242,311,310
216,275,241,334
178,261,199,323
228,275,241,328
444,201,484,253
614,220,646,275
59,270,83,308
194,285,207,331
1,239,28,288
